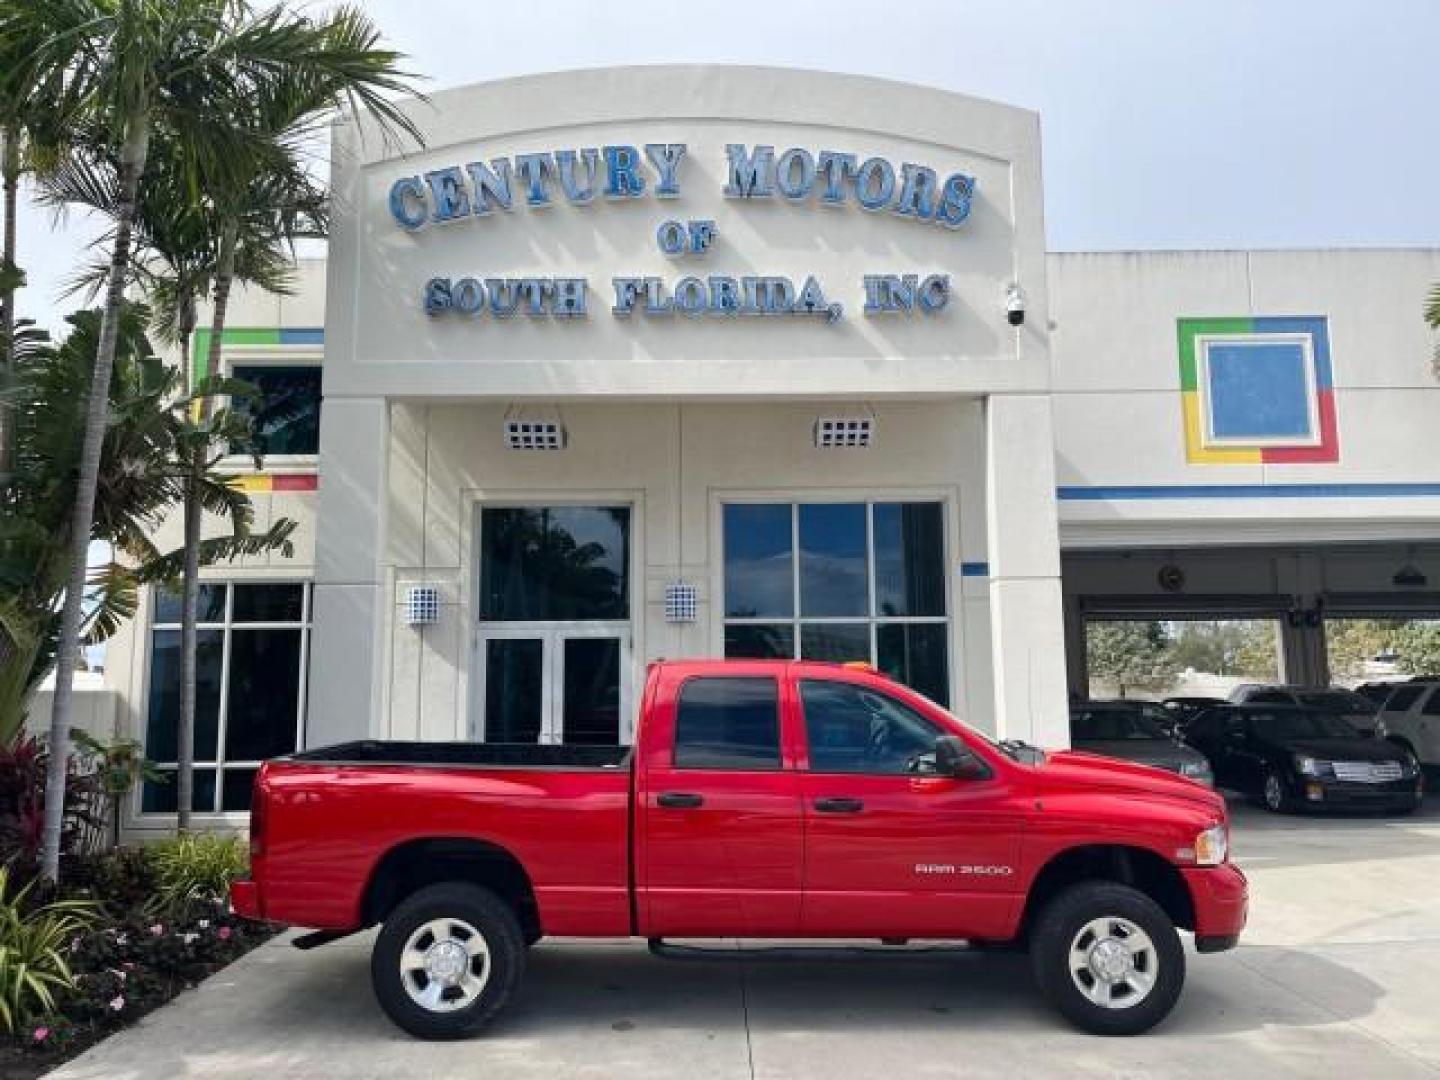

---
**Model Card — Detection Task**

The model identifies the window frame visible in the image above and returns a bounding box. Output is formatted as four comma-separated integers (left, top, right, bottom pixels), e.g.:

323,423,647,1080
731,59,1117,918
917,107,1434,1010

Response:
140,580,312,818
715,494,956,708
218,345,324,469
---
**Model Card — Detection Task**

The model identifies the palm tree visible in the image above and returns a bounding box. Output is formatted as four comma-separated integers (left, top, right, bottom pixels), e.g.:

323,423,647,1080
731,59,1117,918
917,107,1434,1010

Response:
1427,284,1440,374
17,0,419,879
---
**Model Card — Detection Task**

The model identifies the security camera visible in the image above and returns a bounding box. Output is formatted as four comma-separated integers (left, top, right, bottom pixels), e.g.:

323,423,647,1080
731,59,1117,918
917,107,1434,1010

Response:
1005,283,1025,327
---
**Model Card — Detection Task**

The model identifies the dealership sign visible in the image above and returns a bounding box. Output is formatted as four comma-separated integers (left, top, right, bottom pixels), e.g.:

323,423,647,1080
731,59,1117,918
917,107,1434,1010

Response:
390,143,975,324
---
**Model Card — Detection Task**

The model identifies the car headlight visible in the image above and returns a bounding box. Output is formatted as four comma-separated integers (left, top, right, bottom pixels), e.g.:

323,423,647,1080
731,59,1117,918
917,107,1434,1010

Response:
1294,755,1331,778
1180,760,1211,778
1193,823,1228,866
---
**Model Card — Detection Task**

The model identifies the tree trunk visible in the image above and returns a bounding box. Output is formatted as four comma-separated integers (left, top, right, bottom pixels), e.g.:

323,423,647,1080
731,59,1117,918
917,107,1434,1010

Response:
0,126,20,481
39,116,149,882
175,227,234,830
175,463,202,830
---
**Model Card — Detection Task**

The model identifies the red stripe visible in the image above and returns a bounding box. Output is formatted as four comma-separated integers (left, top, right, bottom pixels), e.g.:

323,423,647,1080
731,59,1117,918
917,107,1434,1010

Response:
270,474,318,491
1263,390,1339,463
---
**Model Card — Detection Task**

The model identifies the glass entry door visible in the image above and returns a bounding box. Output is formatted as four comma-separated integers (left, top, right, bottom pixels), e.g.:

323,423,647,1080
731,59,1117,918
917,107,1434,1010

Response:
474,505,634,745
477,624,632,745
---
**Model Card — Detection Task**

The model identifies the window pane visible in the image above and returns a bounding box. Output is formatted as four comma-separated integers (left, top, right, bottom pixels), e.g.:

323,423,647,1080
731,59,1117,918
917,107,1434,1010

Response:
152,584,226,625
485,638,543,742
798,503,868,616
224,628,302,761
232,583,304,623
562,638,622,745
220,768,258,812
723,504,793,618
800,623,871,664
873,503,945,617
231,365,322,456
724,624,795,660
674,677,781,770
877,623,950,707
800,679,942,774
145,629,222,762
480,507,629,621
141,769,216,814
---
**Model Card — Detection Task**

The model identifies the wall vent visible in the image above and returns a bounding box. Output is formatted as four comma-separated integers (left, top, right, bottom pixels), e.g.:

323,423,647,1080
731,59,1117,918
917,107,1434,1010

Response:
504,420,567,450
814,417,874,448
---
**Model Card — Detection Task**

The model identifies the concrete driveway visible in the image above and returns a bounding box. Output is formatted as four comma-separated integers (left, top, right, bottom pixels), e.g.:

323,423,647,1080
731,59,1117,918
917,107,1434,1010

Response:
50,798,1440,1079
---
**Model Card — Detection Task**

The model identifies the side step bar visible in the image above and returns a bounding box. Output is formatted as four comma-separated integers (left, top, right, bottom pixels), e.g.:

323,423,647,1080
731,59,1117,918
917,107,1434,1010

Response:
291,929,357,951
647,938,972,961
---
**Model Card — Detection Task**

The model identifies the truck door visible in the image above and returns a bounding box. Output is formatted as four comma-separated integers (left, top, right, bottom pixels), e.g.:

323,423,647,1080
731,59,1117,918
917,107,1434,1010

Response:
635,670,804,937
794,675,1027,940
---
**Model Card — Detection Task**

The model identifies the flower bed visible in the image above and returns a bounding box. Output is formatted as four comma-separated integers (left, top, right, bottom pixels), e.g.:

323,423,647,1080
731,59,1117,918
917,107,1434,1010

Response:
0,842,276,1080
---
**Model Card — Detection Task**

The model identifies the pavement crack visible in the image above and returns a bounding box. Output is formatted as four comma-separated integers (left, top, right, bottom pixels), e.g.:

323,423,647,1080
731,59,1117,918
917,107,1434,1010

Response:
737,940,756,1080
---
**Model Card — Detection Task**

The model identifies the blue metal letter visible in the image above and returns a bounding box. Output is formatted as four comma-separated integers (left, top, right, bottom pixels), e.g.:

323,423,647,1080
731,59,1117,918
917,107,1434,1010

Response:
919,274,950,311
425,166,471,223
934,172,976,228
514,154,553,207
517,278,550,315
723,144,775,198
390,176,428,230
674,277,707,316
854,158,896,211
603,146,646,198
423,277,452,314
612,278,645,317
816,151,856,204
486,279,519,319
553,279,588,318
466,159,514,215
896,164,938,219
452,277,485,315
555,148,601,204
708,276,740,314
688,220,717,254
656,220,687,256
775,148,816,201
644,143,687,197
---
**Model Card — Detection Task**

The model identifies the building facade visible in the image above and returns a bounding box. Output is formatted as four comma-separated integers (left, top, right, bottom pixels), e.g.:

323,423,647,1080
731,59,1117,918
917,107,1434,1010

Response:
89,68,1440,831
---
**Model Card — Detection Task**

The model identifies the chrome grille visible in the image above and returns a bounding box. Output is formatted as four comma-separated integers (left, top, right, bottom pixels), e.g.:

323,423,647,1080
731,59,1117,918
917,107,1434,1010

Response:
1332,760,1403,783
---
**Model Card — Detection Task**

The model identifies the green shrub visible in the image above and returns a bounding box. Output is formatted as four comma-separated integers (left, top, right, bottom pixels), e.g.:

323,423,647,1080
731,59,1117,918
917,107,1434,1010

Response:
0,867,97,1033
145,835,248,916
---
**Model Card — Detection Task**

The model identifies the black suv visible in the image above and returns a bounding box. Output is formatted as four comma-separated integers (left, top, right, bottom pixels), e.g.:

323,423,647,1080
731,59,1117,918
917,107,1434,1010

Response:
1183,704,1422,814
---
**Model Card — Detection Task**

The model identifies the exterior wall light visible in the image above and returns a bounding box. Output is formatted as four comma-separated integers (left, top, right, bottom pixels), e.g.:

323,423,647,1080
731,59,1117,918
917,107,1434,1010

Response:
403,586,441,627
664,582,698,623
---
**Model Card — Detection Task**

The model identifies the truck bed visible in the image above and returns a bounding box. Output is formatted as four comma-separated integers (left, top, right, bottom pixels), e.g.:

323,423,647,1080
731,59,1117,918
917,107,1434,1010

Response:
286,740,631,770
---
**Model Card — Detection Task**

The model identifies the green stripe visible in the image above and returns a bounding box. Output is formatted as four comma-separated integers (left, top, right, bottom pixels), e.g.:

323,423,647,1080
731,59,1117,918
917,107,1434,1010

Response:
1177,317,1252,391
191,327,283,383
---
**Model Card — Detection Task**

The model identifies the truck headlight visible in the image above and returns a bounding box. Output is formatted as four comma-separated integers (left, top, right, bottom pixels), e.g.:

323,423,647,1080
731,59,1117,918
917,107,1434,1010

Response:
1193,824,1228,866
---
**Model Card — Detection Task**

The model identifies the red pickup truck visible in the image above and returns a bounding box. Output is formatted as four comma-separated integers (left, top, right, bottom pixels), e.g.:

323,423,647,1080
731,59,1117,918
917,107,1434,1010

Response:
232,660,1246,1039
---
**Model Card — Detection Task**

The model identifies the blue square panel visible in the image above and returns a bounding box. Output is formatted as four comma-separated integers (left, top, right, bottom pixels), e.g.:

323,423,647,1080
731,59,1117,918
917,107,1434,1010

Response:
1206,342,1312,439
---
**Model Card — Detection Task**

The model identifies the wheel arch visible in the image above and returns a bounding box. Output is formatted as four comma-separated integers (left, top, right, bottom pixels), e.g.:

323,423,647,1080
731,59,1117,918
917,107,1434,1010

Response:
361,837,541,943
1019,844,1196,939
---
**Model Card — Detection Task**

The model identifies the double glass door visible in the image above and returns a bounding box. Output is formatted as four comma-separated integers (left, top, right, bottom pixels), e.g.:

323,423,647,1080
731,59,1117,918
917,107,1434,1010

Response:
475,505,633,746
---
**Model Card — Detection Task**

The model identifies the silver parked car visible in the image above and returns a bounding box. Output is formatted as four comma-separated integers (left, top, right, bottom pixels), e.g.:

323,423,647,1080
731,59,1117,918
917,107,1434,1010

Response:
1070,701,1214,785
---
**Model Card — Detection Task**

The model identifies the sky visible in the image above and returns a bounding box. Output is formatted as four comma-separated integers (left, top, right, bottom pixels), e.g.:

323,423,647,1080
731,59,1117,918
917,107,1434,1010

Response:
12,0,1440,334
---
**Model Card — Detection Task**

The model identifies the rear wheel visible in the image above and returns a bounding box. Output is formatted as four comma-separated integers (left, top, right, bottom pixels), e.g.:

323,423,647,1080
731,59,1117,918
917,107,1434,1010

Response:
371,883,526,1040
1029,882,1184,1036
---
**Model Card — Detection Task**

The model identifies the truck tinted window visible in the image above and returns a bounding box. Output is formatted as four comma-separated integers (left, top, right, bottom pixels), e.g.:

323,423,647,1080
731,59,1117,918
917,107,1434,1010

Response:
801,680,940,774
674,677,781,770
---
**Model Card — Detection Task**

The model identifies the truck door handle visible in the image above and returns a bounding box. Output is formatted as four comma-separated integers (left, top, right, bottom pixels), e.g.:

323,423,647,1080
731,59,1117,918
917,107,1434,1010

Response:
814,797,864,813
656,792,704,809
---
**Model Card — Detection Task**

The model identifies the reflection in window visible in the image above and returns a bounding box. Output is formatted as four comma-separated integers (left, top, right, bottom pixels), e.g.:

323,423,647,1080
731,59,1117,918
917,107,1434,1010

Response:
674,677,781,770
144,582,310,814
722,502,950,706
230,365,322,456
800,679,942,774
480,507,630,621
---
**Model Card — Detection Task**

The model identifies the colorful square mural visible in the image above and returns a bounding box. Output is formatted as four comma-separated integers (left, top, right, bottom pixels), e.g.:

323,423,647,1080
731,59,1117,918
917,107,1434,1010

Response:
1177,317,1338,464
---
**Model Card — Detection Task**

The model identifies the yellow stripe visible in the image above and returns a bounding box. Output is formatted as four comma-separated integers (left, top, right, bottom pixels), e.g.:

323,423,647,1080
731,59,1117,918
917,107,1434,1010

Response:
1182,392,1260,464
229,475,272,493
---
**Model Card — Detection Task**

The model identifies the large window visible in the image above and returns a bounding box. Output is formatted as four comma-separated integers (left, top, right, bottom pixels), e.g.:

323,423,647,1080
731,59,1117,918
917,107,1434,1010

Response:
230,365,322,456
480,506,630,621
721,501,950,705
673,677,781,770
143,582,310,814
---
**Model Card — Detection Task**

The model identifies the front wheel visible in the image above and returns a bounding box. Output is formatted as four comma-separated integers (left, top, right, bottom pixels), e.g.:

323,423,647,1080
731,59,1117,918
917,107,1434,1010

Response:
1029,882,1185,1036
371,883,526,1040
1262,768,1291,813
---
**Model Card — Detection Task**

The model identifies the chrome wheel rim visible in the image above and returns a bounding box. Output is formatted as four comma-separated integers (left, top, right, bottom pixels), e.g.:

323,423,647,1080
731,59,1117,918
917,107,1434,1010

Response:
1264,774,1284,810
400,917,491,1013
1067,916,1157,1010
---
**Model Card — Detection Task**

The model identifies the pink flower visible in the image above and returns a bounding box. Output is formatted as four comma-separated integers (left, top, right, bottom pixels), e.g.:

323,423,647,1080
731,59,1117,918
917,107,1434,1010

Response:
32,1027,49,1042
109,995,125,1012
218,926,232,941
149,924,164,936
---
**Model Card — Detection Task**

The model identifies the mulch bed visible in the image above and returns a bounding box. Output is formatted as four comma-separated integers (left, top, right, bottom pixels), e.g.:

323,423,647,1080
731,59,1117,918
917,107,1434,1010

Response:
0,850,279,1080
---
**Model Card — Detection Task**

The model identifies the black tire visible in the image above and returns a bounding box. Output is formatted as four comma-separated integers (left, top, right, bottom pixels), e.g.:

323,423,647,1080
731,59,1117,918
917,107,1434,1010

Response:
1261,768,1291,813
1029,882,1185,1036
371,883,526,1040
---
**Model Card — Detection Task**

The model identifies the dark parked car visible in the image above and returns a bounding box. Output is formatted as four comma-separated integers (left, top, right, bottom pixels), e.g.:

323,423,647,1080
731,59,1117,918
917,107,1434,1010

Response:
1070,701,1214,785
1162,696,1228,729
1184,705,1423,814
1226,685,1379,735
